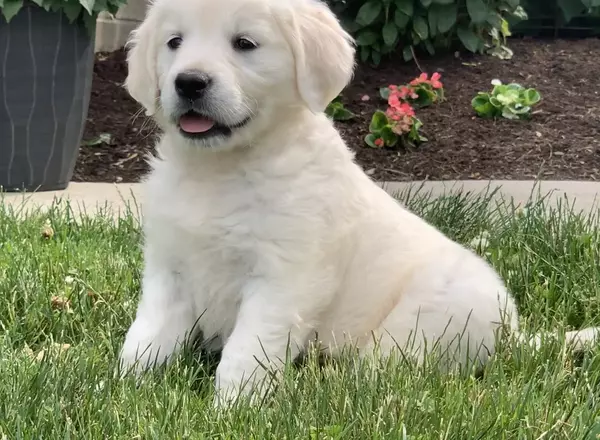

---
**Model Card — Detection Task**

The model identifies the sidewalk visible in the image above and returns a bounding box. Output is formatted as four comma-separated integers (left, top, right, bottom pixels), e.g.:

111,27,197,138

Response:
2,181,599,218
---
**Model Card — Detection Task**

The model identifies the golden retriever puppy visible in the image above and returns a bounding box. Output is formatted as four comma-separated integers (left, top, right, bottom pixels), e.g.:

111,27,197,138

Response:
119,0,598,406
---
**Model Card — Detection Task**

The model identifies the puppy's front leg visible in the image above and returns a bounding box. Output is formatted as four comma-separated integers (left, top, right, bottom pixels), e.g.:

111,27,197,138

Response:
214,278,319,406
120,262,198,375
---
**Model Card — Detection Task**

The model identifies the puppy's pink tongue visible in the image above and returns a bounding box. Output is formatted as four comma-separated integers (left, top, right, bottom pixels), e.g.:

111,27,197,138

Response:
179,114,215,133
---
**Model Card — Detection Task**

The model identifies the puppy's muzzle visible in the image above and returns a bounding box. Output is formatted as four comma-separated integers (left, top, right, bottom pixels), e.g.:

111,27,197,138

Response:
175,70,213,102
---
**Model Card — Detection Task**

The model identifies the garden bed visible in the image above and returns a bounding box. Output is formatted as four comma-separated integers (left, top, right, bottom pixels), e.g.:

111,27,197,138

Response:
76,38,600,183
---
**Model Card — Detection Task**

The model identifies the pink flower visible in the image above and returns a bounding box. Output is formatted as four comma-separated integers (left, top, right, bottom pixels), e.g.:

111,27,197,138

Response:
386,108,401,120
386,100,415,120
430,72,443,89
374,138,384,147
401,86,419,99
399,102,415,117
399,86,418,100
410,73,428,86
388,93,402,110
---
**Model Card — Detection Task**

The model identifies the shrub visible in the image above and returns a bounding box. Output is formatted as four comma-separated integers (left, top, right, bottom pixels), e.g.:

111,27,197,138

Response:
471,79,541,119
513,0,600,37
327,0,528,64
1,0,127,31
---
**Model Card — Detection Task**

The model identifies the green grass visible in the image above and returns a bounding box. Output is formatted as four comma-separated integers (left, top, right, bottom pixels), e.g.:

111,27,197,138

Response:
1,188,600,439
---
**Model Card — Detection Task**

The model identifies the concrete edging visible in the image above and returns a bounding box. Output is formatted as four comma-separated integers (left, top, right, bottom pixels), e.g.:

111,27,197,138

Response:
2,181,599,219
95,0,147,53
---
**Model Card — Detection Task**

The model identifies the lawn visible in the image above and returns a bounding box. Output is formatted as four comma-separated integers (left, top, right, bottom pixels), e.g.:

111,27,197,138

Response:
1,188,600,439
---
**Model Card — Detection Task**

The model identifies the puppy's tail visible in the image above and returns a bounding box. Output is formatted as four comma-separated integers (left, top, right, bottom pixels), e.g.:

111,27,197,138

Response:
517,326,600,352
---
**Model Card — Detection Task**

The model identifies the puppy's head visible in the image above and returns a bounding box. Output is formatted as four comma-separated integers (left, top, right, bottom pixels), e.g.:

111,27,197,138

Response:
125,0,355,150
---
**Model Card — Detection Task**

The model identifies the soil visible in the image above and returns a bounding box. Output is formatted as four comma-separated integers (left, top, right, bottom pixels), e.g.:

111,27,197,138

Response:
75,38,600,183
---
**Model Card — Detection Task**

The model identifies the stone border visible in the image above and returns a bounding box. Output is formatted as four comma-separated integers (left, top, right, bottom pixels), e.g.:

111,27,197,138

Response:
2,181,599,219
95,0,147,53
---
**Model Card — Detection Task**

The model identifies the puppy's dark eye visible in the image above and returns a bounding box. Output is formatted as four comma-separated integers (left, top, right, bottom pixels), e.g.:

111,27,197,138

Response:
233,36,258,51
167,36,183,50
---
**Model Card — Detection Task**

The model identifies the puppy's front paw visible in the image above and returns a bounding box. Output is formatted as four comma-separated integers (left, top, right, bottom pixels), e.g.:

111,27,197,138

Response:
119,317,169,377
119,337,153,378
212,383,241,409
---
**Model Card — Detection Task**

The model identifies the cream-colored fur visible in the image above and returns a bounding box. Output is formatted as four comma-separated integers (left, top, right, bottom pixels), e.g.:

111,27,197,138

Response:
120,0,599,406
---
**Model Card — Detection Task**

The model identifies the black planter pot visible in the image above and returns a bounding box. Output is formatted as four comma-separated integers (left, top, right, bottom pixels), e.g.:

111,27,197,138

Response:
0,3,94,192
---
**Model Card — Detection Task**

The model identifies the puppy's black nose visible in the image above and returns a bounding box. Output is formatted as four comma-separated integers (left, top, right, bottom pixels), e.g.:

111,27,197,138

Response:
174,71,212,101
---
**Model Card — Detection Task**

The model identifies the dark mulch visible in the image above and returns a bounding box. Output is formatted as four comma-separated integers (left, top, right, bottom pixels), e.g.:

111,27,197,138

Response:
75,38,600,183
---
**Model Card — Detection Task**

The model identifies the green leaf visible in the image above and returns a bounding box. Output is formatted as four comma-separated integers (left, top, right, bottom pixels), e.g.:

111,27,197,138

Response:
501,107,520,119
411,87,434,108
436,4,457,33
411,30,421,44
523,89,541,105
510,6,528,21
330,95,342,104
334,107,356,121
380,126,398,147
356,1,382,26
29,0,44,5
424,39,435,55
370,110,389,132
413,16,428,40
380,87,391,100
402,45,413,61
428,7,438,36
79,0,95,15
324,103,339,118
63,2,82,22
408,118,427,144
486,11,502,29
82,12,97,33
557,0,586,23
457,26,479,52
360,46,371,62
466,0,488,24
489,96,502,108
432,0,454,4
340,18,364,33
395,0,413,17
382,22,399,46
419,0,432,7
356,30,379,46
365,133,382,148
82,133,113,146
371,50,382,65
472,95,495,117
1,0,23,22
394,9,410,28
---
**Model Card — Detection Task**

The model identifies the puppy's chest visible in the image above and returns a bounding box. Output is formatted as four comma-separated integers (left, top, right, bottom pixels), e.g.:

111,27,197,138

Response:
152,181,299,339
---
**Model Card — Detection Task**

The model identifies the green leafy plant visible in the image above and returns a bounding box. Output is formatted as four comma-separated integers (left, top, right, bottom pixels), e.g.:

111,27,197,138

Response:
364,72,447,148
0,0,127,32
325,96,356,121
365,107,426,148
471,79,541,120
326,0,527,65
515,0,600,35
380,72,445,108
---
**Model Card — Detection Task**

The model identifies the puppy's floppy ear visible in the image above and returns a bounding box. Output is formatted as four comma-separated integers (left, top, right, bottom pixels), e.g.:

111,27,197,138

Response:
124,6,159,115
285,0,356,113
